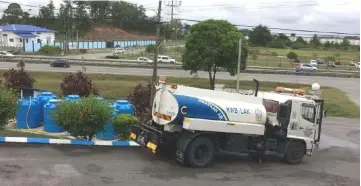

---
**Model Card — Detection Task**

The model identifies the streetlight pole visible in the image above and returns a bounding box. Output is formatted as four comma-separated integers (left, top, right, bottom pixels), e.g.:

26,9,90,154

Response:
236,36,248,93
236,39,242,93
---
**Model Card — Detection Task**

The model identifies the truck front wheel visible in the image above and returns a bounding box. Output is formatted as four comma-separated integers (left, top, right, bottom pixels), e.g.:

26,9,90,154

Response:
284,141,305,165
186,136,214,168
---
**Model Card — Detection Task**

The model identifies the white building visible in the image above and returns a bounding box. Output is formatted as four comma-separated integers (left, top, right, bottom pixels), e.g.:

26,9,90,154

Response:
0,24,55,47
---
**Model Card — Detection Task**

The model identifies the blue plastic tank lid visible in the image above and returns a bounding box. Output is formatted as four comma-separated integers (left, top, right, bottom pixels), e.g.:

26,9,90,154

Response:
41,92,54,96
49,99,62,103
67,95,80,98
116,100,128,104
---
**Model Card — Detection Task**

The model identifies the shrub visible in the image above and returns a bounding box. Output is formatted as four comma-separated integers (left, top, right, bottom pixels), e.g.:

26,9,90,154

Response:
251,54,258,60
79,49,88,53
60,71,99,97
127,82,152,122
287,51,298,61
39,45,62,55
105,55,119,59
0,89,17,130
271,51,278,56
53,95,113,140
113,114,139,140
325,56,336,62
3,61,35,91
145,44,156,53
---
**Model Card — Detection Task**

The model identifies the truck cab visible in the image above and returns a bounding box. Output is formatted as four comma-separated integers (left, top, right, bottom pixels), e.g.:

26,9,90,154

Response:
130,77,325,168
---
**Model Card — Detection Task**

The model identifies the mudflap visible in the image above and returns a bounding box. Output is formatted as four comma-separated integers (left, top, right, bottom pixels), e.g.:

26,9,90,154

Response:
130,123,163,154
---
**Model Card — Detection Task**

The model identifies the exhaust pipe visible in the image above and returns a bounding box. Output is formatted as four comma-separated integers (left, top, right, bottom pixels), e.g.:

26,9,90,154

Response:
253,79,259,97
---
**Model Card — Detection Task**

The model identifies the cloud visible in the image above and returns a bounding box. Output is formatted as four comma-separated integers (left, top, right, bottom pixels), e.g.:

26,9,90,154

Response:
1,0,359,35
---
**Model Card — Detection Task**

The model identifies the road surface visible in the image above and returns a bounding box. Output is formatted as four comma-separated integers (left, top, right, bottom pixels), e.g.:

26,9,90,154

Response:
0,117,359,186
0,62,359,105
0,62,359,186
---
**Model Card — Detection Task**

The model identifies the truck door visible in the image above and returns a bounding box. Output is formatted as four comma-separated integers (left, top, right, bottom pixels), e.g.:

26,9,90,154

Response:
286,100,301,138
313,100,324,142
299,103,317,150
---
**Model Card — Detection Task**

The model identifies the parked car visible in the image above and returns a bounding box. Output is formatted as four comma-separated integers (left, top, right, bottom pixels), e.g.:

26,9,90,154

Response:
310,60,318,66
300,64,317,71
50,59,70,68
157,55,176,64
316,58,324,64
113,47,125,55
327,61,336,68
0,51,14,59
137,57,153,65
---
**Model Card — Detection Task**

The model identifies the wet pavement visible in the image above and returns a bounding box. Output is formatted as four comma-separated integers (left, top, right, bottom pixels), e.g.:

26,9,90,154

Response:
0,117,359,186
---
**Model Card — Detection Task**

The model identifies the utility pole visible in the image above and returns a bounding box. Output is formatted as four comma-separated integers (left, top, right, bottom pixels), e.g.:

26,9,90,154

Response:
166,0,181,48
150,0,163,107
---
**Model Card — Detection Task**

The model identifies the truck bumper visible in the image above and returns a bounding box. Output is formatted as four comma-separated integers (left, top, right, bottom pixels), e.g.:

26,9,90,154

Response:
129,123,163,154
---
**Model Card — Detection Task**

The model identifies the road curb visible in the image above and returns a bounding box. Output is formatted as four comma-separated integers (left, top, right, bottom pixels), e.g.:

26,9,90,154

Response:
0,136,140,147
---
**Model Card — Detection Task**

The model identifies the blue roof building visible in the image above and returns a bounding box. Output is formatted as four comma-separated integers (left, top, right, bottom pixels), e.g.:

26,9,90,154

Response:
0,24,56,47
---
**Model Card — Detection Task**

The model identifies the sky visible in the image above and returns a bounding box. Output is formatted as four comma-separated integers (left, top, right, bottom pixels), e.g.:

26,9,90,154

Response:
0,0,360,36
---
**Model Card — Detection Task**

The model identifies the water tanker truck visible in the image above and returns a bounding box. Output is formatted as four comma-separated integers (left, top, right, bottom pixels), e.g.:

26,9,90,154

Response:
130,76,326,168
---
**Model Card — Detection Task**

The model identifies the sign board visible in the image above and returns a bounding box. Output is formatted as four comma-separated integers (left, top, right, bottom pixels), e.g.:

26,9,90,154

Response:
295,64,300,70
295,64,301,76
296,69,300,76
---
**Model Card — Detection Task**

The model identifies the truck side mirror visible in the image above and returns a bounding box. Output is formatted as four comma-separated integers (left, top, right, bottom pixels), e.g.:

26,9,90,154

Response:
323,109,327,118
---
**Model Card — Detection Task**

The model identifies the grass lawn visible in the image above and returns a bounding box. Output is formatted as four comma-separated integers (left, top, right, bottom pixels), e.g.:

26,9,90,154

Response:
123,46,359,71
0,130,63,138
0,71,358,118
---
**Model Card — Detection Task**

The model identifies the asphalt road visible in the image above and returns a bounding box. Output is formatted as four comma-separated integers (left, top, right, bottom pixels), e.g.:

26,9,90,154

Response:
0,117,359,186
0,62,359,105
0,62,359,185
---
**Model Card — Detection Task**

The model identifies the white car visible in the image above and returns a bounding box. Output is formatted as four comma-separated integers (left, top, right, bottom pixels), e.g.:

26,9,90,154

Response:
113,47,125,55
0,51,14,59
310,60,318,66
157,55,176,64
137,57,153,65
301,64,317,71
355,62,360,68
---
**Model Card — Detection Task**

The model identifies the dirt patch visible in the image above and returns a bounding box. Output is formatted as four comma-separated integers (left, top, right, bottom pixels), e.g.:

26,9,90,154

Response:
84,25,155,40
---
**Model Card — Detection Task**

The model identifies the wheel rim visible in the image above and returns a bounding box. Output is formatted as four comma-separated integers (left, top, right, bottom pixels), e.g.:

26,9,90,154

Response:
290,145,303,160
194,145,210,161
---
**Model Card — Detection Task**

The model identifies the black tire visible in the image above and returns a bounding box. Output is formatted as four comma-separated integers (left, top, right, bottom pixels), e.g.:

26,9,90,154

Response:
170,61,175,64
185,136,214,168
284,141,305,165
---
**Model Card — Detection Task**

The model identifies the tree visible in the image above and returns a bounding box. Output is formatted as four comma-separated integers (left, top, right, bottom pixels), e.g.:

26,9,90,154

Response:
249,25,272,46
341,38,350,50
182,19,249,90
1,3,26,24
309,34,321,48
3,61,36,90
287,51,298,61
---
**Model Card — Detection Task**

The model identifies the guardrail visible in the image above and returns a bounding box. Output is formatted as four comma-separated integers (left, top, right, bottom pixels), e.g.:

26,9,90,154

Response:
1,55,359,78
8,55,360,73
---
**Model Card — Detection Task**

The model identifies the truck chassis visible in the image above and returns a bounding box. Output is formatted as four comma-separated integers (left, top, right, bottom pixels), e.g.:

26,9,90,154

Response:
130,122,308,168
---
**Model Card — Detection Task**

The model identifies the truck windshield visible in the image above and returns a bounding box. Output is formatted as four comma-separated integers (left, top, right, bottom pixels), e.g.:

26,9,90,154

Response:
263,99,279,113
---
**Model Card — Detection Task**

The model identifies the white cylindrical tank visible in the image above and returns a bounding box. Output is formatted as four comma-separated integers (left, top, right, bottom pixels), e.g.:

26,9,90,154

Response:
152,85,267,125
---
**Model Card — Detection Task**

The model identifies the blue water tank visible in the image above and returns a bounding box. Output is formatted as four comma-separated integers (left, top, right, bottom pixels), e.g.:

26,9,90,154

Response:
65,95,81,102
16,97,42,129
43,99,64,133
96,100,134,140
37,92,56,122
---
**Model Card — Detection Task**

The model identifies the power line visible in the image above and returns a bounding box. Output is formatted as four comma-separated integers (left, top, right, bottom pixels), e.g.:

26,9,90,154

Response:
177,18,360,36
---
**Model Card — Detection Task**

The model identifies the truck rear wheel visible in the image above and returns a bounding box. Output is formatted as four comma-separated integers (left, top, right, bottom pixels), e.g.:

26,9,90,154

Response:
186,136,214,168
284,141,305,165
